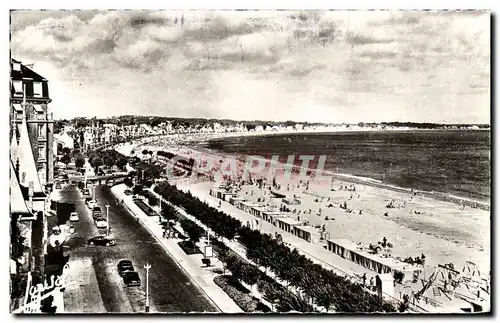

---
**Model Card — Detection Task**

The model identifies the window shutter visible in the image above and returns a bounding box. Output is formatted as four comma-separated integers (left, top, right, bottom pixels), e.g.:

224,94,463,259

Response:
33,82,42,97
12,80,23,96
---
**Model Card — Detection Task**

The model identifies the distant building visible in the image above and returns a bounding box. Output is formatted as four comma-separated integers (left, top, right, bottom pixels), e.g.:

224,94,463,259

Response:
54,132,74,150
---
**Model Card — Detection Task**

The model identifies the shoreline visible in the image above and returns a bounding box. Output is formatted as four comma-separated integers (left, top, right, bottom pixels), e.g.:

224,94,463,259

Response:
114,130,489,209
114,134,490,272
185,145,490,211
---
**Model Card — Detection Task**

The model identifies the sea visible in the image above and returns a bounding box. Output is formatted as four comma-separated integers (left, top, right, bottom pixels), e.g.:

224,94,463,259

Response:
197,130,491,203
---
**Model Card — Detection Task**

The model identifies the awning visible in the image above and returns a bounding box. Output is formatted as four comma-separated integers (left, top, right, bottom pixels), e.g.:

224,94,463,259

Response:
12,81,23,93
12,104,23,112
33,105,43,113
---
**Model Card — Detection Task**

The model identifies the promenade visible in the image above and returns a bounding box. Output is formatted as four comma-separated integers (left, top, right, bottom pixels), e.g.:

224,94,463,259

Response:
111,184,243,313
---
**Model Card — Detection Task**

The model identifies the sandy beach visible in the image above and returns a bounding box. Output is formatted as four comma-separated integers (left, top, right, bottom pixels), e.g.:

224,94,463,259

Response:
116,133,490,274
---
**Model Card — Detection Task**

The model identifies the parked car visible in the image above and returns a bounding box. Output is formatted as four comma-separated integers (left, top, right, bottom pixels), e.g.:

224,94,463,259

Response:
117,260,134,276
123,271,141,287
124,189,133,196
69,212,79,222
87,236,116,246
82,188,90,195
55,183,62,189
94,217,108,228
92,206,102,217
85,197,93,205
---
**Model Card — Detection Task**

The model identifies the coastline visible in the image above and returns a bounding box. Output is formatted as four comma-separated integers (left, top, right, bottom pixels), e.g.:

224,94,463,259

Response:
115,131,490,273
115,129,490,209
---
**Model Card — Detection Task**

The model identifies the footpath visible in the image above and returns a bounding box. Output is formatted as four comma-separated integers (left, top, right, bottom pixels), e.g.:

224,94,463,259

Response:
63,258,106,313
110,184,243,314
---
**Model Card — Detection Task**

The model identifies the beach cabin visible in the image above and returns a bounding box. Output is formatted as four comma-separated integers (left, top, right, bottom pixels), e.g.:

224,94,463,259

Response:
275,217,302,234
238,201,260,213
326,238,411,275
282,197,301,205
294,225,320,243
223,192,237,202
209,187,224,199
270,191,287,199
229,196,246,206
261,211,283,224
233,198,248,209
268,213,289,227
250,205,276,218
376,273,395,299
248,204,266,217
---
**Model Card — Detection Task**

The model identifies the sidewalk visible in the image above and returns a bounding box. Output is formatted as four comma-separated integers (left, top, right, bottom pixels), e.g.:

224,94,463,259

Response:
63,258,106,313
111,184,243,314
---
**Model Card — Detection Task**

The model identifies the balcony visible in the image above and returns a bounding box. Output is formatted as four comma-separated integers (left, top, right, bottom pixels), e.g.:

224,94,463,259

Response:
11,112,54,124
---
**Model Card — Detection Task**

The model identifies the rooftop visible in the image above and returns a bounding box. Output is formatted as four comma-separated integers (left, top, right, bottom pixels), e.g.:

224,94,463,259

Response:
11,59,47,81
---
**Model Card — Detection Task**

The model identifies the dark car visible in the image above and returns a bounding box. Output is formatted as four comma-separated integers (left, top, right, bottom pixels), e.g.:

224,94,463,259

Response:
123,271,141,287
92,206,102,218
124,189,133,196
87,236,116,246
82,188,90,195
117,260,135,276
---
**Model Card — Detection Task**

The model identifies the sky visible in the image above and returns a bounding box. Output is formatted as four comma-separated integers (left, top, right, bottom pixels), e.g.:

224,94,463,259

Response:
10,10,490,124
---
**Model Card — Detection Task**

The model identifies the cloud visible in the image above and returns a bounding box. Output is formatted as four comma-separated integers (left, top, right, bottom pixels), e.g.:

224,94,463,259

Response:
10,10,490,124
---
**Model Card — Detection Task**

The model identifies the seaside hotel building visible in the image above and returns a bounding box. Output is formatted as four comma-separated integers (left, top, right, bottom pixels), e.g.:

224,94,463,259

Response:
10,59,55,311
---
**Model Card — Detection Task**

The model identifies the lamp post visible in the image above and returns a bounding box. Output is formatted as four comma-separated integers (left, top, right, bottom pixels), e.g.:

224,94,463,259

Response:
105,205,110,235
144,262,151,313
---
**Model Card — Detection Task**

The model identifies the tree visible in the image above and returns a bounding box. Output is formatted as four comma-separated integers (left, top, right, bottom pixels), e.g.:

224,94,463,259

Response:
116,157,127,170
180,219,204,244
148,196,158,207
60,154,71,166
61,147,71,155
161,203,179,222
75,155,85,169
124,177,134,188
241,263,261,287
227,259,243,281
104,155,114,168
132,185,144,196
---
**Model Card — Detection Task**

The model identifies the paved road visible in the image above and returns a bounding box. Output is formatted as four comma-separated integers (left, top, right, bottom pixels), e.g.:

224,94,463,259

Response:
57,184,219,313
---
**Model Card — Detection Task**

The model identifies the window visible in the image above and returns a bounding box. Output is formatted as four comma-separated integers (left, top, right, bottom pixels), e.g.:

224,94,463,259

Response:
33,104,44,114
38,146,45,159
12,80,23,96
33,82,42,98
37,124,45,138
13,63,21,71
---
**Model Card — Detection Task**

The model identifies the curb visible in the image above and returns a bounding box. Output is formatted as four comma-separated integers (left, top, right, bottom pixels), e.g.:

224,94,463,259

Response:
112,190,225,314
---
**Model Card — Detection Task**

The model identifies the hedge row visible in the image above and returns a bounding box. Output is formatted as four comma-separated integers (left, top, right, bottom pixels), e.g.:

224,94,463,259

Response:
153,181,396,313
214,275,270,313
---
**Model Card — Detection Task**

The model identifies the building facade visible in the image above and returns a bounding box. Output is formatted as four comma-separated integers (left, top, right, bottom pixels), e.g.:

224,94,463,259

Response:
10,59,54,188
10,59,54,312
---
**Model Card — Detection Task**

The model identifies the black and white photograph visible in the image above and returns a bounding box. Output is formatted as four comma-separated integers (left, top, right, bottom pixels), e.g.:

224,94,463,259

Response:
8,9,491,314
